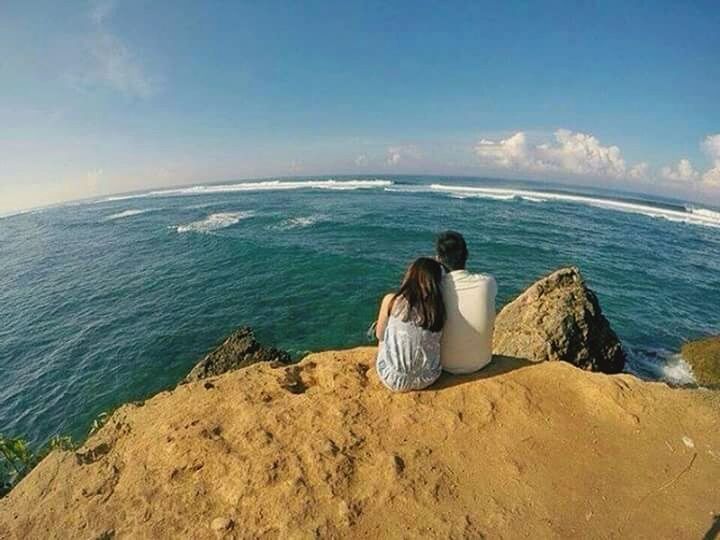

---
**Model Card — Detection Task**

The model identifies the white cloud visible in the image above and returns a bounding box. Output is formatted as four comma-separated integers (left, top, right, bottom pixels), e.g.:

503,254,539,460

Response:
656,134,720,186
385,145,421,166
660,159,700,183
83,0,157,98
386,147,402,166
472,129,720,190
628,162,649,180
474,132,529,168
703,134,720,159
355,154,368,166
701,134,720,185
704,168,720,186
474,129,627,179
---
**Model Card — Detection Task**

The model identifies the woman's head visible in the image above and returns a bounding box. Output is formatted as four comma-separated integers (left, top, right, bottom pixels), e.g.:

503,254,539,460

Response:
395,257,445,332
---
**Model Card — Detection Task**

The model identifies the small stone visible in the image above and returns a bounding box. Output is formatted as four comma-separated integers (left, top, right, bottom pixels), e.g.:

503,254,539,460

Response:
391,454,405,474
211,517,234,532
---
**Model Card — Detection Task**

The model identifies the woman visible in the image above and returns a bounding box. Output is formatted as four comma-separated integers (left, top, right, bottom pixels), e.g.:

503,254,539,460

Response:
375,257,446,392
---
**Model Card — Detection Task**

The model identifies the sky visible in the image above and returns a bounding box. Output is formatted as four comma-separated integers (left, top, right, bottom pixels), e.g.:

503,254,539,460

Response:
1,0,719,213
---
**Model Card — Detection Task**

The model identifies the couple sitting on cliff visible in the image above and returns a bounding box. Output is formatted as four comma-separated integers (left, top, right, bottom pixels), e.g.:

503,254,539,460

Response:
375,231,497,392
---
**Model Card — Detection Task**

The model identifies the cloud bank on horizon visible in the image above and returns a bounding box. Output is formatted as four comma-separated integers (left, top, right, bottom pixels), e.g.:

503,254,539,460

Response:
1,1,719,213
467,130,720,188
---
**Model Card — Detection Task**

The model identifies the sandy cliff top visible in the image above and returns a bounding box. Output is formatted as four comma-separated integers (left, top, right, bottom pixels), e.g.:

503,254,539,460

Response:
1,347,718,539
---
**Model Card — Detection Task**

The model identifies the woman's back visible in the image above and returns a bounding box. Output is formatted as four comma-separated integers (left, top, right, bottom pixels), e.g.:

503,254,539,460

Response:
376,297,442,392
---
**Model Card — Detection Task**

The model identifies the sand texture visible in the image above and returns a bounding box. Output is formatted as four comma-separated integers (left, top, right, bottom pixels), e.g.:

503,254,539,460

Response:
1,347,718,539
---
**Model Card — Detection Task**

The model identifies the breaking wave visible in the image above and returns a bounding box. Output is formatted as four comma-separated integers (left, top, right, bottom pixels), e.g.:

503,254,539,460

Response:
175,211,255,234
425,184,720,229
686,205,720,221
386,185,546,202
626,347,696,385
104,179,393,202
104,209,156,221
660,354,697,386
273,214,328,230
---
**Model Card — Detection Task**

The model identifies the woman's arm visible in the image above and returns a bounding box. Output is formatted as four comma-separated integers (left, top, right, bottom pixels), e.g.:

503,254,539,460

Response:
375,293,395,342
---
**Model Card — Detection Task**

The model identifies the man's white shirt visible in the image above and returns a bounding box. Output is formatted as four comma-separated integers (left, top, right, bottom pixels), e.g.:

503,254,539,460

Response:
440,270,497,374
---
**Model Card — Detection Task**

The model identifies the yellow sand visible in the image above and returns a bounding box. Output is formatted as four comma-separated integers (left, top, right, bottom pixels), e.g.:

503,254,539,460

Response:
1,348,718,539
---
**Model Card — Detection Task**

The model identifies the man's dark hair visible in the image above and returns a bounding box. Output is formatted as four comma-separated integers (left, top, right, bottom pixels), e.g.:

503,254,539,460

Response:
435,231,468,271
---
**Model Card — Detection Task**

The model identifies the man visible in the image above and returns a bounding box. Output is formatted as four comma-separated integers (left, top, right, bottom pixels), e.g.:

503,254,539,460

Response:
435,231,497,373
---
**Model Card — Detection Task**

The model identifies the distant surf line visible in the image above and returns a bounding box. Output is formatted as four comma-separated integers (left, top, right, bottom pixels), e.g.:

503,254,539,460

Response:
6,176,716,231
392,183,720,229
103,179,393,202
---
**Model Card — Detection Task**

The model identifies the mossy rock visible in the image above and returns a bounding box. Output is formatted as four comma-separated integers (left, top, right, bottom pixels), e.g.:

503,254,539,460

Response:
681,336,720,388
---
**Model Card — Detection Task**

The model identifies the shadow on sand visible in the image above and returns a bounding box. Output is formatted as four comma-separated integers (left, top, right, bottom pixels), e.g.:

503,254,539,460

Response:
432,354,536,390
704,515,720,540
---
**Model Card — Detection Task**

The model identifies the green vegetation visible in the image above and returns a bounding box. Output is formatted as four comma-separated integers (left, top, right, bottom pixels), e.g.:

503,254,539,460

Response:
0,433,77,496
0,435,33,495
0,409,116,497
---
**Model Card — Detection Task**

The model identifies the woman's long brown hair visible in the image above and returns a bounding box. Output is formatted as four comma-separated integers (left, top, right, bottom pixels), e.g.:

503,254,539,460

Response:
390,257,445,332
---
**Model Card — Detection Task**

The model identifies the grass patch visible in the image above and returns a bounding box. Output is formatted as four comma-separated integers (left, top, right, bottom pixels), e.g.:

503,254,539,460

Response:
0,407,117,497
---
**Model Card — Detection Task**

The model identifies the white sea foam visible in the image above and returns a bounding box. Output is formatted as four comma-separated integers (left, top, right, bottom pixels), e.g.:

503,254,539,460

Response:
521,195,549,203
274,214,328,230
83,179,720,231
104,179,393,202
175,211,255,234
387,184,542,202
658,353,696,385
686,205,720,221
627,348,696,385
104,209,155,221
186,202,222,209
428,184,720,229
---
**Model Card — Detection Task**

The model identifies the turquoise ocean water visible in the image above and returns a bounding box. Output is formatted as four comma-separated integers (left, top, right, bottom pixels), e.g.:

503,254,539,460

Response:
1,176,719,446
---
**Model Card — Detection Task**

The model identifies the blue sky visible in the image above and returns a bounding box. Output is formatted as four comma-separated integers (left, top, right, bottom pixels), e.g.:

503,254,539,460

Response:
1,0,719,212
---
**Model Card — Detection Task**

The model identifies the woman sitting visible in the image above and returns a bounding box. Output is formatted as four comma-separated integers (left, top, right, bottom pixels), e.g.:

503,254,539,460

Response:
375,257,446,392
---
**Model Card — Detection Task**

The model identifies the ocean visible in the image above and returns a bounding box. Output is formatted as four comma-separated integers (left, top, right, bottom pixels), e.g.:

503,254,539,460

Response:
1,176,719,446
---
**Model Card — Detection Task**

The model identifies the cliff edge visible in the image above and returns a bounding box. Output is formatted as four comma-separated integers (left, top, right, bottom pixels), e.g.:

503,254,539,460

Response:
1,349,718,538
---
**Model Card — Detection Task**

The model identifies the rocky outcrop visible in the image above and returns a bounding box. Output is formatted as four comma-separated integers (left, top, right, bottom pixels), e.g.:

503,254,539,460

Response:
681,336,720,388
1,348,718,539
493,267,626,373
183,327,291,383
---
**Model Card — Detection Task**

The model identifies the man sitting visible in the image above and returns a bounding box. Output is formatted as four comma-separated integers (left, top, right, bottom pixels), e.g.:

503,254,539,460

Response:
435,231,497,373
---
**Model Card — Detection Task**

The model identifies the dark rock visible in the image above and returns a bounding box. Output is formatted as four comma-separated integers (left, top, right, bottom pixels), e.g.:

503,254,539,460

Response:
184,327,291,383
681,336,720,388
493,267,626,373
75,442,112,465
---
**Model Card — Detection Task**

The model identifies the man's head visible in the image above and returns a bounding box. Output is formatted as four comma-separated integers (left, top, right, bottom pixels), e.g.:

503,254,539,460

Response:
435,230,468,271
